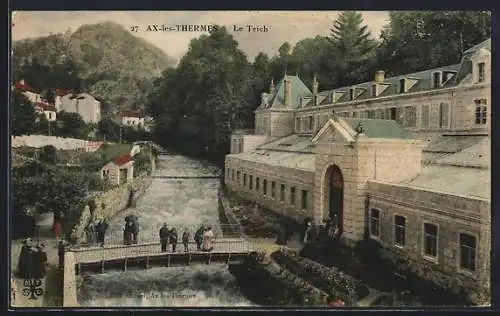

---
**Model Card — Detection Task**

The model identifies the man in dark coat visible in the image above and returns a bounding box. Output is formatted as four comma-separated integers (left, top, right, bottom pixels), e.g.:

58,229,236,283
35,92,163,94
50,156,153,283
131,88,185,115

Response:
124,221,133,245
182,229,190,252
159,223,169,252
169,228,178,252
58,240,67,270
97,220,109,246
194,226,204,251
32,244,48,279
17,239,32,278
131,221,139,244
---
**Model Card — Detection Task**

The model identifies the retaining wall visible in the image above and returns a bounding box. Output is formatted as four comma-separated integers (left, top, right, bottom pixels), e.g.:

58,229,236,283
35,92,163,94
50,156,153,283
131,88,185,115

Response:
71,176,153,243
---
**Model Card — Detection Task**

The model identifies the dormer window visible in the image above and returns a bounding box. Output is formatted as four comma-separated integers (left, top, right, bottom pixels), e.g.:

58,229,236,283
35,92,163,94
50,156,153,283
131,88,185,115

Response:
399,79,406,93
432,72,441,89
478,62,485,83
349,88,354,100
371,84,377,97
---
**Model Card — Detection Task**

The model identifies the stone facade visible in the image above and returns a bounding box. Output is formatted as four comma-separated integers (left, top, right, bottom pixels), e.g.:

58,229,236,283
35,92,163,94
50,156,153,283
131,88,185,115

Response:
224,39,491,305
60,93,101,124
71,176,153,243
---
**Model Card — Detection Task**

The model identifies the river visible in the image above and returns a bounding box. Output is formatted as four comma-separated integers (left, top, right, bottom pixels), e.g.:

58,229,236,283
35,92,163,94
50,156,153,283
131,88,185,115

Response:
78,155,256,307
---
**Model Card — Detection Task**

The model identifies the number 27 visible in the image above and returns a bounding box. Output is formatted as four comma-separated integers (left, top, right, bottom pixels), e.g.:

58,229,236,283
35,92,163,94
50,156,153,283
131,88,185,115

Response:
130,26,139,32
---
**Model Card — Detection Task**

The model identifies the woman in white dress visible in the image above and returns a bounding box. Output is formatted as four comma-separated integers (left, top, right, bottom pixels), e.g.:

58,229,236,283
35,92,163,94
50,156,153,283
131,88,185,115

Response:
202,227,214,251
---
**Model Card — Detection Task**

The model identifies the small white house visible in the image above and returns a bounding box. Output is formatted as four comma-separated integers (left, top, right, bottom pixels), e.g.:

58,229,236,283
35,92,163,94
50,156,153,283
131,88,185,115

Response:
54,88,71,112
100,154,134,186
34,102,57,121
60,92,101,123
121,111,145,129
14,80,41,104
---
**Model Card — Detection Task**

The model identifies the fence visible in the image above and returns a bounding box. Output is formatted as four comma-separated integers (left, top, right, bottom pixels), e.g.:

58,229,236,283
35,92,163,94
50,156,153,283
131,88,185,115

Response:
74,224,244,248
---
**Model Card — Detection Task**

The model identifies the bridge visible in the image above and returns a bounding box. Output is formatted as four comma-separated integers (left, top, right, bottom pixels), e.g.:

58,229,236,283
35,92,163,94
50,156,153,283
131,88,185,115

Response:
63,238,256,307
152,175,221,179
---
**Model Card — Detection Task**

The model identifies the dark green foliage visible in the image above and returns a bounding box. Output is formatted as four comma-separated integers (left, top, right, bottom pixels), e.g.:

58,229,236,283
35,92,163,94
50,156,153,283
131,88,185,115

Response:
39,145,57,164
132,153,152,175
54,111,87,138
11,90,36,136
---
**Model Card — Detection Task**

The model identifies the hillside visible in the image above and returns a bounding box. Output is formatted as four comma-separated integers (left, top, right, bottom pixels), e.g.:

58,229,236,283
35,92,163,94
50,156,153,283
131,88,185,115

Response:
12,22,175,113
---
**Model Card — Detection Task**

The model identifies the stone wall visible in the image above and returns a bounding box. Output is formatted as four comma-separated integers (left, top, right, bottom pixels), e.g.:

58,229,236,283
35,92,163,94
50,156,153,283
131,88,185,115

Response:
71,176,153,243
11,135,100,151
63,251,77,307
367,181,490,305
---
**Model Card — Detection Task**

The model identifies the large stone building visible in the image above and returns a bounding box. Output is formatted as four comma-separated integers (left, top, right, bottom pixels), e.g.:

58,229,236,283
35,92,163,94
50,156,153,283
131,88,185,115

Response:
224,39,491,304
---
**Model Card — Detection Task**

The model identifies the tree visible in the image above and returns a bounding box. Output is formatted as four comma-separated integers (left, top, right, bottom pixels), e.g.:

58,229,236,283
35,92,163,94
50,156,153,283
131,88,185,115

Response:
34,113,50,135
132,153,152,175
55,111,87,139
39,145,57,164
12,90,36,136
97,116,120,141
377,11,491,76
328,11,377,86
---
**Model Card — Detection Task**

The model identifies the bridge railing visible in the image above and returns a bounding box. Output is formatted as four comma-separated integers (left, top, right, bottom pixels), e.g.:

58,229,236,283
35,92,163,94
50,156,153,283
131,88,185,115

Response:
71,238,254,264
76,224,244,248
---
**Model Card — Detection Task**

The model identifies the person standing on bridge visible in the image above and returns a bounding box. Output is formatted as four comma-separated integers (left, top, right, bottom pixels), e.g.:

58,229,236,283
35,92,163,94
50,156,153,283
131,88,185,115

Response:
203,227,214,252
169,227,178,252
182,228,190,252
159,223,169,252
32,244,48,279
194,226,205,251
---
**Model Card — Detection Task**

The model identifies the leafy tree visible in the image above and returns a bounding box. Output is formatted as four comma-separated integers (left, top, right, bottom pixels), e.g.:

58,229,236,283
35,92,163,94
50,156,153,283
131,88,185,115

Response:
97,116,120,141
12,90,36,136
328,11,377,86
34,113,51,135
378,11,491,76
55,111,87,138
132,153,152,175
39,145,57,164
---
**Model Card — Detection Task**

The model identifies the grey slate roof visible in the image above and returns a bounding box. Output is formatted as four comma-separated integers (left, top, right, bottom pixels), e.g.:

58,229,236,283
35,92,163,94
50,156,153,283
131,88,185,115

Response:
343,119,414,139
227,150,315,172
258,75,312,110
258,134,315,153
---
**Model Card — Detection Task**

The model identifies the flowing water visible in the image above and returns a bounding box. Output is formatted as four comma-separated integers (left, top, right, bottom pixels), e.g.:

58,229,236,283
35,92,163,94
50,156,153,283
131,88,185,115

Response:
78,155,256,307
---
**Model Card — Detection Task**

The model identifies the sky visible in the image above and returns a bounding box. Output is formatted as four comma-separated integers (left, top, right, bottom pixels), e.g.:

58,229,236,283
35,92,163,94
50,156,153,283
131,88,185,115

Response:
12,11,389,62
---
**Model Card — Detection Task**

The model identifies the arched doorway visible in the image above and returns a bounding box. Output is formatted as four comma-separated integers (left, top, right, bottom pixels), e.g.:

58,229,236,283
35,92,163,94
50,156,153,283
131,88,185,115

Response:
327,165,344,234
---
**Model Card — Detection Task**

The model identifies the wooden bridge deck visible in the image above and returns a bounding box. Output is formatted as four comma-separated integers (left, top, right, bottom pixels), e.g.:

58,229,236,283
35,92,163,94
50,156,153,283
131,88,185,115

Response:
71,238,255,274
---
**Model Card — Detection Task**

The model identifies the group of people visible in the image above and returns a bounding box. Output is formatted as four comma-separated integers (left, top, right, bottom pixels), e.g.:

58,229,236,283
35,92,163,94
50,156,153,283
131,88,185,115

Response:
17,238,48,280
276,215,341,247
159,224,215,253
85,218,109,247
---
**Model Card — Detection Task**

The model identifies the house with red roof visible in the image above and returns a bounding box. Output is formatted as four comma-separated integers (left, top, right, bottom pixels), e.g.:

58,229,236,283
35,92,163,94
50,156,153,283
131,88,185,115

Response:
13,79,42,104
54,88,72,112
34,101,57,121
100,153,134,186
121,110,145,129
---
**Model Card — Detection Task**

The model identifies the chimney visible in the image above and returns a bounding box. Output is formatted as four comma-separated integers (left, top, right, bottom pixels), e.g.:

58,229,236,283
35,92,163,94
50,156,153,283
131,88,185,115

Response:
269,78,276,95
284,74,292,107
312,74,318,95
374,71,385,84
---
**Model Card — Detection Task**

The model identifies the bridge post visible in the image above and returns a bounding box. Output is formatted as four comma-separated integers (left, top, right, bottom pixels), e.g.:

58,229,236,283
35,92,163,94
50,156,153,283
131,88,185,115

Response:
146,256,150,269
188,254,191,266
124,258,128,272
101,260,104,273
167,254,171,267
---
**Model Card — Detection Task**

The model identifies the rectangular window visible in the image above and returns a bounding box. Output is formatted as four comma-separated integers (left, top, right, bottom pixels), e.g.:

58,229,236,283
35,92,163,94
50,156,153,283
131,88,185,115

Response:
478,62,485,83
263,179,268,195
236,171,240,184
349,88,354,100
296,118,301,132
249,175,253,190
301,190,308,210
308,116,313,131
475,99,487,124
439,103,449,128
433,72,441,89
352,111,357,118
368,110,375,119
371,84,377,97
231,170,235,181
256,177,260,192
280,184,285,202
399,79,406,93
404,106,416,127
394,215,406,246
379,109,385,119
390,107,397,120
370,209,380,237
423,223,438,258
290,187,296,206
421,105,430,129
459,233,477,272
243,174,247,187
271,181,276,198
